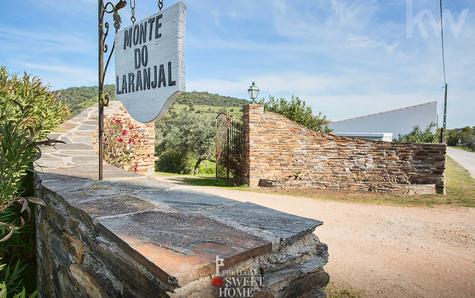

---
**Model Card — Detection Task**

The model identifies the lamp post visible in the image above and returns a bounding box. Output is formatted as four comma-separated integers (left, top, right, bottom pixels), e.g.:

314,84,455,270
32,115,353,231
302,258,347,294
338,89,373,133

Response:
248,82,260,101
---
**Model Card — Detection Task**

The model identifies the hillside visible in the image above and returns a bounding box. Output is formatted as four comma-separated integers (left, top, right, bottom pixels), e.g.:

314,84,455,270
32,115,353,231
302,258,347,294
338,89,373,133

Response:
177,91,248,107
56,86,248,116
56,85,116,116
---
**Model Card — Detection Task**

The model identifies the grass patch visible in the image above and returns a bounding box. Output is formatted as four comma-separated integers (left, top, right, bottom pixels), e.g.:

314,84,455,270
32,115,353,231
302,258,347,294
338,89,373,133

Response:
157,172,249,189
181,176,249,189
451,146,474,153
253,157,475,207
155,171,186,177
444,157,475,206
326,281,363,298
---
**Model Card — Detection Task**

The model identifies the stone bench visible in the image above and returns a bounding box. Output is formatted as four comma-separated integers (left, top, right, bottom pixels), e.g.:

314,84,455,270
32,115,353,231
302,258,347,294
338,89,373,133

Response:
34,105,329,297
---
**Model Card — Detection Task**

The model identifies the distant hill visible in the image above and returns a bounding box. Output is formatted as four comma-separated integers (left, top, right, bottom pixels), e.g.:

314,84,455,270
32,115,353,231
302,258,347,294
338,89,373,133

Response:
176,91,248,107
56,86,248,116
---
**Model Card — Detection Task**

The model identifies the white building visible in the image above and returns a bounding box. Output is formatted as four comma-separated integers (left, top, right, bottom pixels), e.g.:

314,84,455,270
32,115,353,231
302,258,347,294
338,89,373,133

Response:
329,101,438,141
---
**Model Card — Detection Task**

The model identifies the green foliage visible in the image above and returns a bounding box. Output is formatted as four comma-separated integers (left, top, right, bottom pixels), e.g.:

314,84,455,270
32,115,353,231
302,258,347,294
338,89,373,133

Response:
0,67,70,140
156,108,215,174
396,123,438,143
156,151,196,174
55,85,115,116
0,115,39,211
0,261,25,295
0,67,64,297
254,96,330,132
0,262,38,298
176,91,248,107
446,126,475,149
196,160,216,175
0,204,37,295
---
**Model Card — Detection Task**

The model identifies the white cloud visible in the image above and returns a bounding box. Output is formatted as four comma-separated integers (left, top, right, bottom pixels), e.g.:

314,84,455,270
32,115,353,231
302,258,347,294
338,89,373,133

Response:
12,61,98,89
0,27,95,55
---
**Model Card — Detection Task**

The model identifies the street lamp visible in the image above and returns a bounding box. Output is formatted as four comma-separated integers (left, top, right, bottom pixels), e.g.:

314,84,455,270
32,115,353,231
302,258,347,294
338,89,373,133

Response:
248,82,259,101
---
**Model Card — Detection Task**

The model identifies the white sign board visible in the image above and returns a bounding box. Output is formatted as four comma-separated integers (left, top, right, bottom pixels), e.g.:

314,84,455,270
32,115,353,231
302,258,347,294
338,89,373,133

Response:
115,2,186,123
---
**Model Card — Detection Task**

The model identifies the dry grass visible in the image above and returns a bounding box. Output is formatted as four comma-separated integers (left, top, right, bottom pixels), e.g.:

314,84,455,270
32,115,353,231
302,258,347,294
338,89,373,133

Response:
326,281,364,298
250,157,475,208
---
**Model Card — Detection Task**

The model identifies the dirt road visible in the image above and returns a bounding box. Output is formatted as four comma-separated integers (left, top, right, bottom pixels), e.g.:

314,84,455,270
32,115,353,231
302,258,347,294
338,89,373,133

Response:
156,176,475,297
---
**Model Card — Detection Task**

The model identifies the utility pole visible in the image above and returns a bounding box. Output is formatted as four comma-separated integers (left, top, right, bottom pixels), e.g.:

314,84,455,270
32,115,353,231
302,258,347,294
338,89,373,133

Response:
438,0,448,143
440,83,448,143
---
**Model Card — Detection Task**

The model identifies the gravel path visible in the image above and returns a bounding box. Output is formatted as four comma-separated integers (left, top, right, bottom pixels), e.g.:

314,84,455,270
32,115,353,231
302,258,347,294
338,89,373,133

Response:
448,147,475,179
156,176,475,297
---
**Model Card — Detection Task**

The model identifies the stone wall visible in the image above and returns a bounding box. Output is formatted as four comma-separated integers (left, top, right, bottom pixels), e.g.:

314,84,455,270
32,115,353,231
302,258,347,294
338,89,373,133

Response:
102,101,156,176
34,105,329,297
243,104,446,195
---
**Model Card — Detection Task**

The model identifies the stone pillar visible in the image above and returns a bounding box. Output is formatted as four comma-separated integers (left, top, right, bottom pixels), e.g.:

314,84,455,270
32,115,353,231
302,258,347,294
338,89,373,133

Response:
103,101,156,176
243,104,264,187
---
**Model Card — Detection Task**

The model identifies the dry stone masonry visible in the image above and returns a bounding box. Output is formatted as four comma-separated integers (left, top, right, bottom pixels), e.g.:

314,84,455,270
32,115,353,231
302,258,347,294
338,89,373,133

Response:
34,104,329,297
243,105,446,195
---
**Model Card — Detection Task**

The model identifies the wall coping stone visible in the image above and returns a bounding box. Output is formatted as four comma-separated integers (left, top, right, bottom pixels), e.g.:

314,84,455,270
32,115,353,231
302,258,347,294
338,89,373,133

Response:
34,103,326,295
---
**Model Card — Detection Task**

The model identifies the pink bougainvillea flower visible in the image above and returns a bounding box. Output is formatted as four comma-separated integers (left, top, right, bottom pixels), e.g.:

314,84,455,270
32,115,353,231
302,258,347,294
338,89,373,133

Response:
117,137,124,143
122,129,128,136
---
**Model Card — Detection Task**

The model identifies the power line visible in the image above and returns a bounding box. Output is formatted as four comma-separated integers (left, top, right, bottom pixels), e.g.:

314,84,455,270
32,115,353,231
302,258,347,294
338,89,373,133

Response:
439,0,448,143
439,0,447,85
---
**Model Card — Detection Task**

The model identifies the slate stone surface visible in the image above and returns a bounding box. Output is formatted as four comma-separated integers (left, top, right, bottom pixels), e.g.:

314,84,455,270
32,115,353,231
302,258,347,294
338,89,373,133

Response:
75,195,159,219
96,208,273,285
34,103,325,290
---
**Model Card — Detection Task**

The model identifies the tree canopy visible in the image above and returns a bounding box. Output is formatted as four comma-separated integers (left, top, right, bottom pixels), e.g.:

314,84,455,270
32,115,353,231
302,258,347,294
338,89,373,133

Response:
156,108,215,173
396,123,438,144
254,96,330,132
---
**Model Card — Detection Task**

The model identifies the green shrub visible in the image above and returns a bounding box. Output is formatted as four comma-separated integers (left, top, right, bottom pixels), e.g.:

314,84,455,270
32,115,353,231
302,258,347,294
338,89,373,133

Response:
55,85,115,116
0,66,68,296
156,108,215,173
396,123,438,143
196,160,216,176
254,96,330,133
0,67,70,140
156,151,195,174
446,126,475,147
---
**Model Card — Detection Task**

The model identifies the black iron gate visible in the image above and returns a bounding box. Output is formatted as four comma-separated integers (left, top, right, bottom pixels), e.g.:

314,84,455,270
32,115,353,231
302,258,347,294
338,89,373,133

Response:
215,112,244,184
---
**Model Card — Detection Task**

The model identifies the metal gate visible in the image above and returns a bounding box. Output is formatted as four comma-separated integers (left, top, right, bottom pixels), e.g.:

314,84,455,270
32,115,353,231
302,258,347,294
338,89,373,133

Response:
215,112,244,185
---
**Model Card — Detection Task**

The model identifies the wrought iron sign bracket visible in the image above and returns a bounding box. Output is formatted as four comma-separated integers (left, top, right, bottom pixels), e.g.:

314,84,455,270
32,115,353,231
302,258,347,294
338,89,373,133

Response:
97,0,164,180
98,0,126,180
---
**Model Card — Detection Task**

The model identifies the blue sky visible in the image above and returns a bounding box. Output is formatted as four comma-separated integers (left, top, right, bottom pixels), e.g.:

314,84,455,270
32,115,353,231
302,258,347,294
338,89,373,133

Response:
1,0,474,128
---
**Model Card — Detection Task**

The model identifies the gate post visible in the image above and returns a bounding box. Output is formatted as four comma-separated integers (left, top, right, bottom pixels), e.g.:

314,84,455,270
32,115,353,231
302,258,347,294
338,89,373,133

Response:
242,104,264,186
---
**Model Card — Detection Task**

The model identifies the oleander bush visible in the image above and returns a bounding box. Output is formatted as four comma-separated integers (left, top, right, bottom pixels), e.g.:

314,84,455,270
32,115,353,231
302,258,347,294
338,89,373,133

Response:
0,67,70,140
0,66,69,297
103,115,146,172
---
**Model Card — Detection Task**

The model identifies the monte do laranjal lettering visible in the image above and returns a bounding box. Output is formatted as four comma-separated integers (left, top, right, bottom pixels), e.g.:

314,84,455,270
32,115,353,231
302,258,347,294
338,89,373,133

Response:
115,14,176,95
